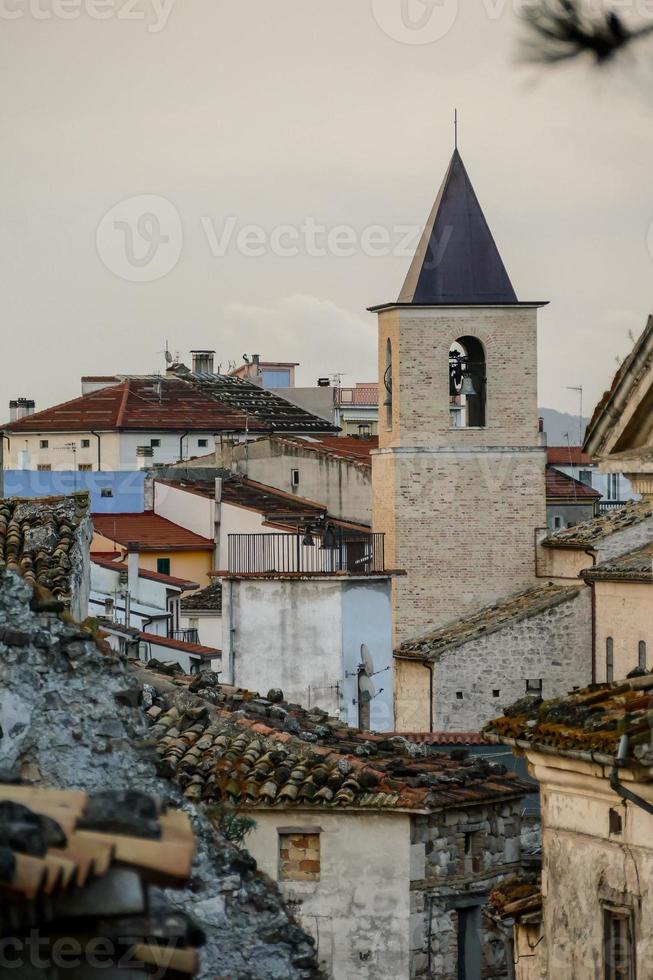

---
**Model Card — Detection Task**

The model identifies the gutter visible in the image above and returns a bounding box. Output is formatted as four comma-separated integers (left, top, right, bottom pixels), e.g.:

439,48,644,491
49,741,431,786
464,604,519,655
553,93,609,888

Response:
90,430,102,470
179,431,190,463
610,735,653,817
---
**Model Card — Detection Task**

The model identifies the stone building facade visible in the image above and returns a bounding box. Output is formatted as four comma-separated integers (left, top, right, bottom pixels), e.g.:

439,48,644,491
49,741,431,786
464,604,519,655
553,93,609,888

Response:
371,150,547,646
394,584,592,733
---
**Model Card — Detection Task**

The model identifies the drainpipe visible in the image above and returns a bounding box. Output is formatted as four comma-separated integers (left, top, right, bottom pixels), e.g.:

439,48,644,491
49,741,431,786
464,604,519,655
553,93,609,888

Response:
228,579,236,685
179,431,190,463
610,735,653,817
427,662,434,732
90,430,101,471
584,548,597,684
0,431,5,498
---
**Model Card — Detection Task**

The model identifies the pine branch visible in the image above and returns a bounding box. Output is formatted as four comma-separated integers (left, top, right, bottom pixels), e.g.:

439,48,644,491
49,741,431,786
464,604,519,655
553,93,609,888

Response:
520,1,653,65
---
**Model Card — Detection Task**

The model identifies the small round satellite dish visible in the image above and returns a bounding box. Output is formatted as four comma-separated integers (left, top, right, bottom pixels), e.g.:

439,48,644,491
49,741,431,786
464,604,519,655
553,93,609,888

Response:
361,644,374,677
358,674,376,700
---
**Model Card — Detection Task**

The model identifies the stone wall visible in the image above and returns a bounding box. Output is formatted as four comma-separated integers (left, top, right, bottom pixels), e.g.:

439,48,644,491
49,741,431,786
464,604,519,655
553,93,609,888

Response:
430,587,592,732
410,799,524,979
0,572,321,980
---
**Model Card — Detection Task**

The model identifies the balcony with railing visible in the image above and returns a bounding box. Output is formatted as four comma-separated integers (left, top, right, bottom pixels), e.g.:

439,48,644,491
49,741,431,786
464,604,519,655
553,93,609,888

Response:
170,628,200,644
227,530,386,576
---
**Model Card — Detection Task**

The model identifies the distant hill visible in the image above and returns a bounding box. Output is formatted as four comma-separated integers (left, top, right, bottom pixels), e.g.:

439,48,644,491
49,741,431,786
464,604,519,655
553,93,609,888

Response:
539,408,590,447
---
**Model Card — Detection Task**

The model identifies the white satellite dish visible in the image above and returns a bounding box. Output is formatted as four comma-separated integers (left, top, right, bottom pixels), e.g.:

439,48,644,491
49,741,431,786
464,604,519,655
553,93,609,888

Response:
358,674,376,701
361,644,374,678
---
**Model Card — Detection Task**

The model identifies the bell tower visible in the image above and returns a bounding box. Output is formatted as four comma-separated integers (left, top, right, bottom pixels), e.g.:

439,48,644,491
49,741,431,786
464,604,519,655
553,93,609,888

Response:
372,149,547,646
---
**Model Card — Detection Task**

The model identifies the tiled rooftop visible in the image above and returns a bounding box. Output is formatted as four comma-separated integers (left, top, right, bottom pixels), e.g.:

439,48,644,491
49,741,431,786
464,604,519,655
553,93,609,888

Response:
181,579,223,612
91,554,199,589
545,466,601,501
488,873,542,924
542,500,653,548
92,512,214,551
484,674,653,767
4,374,338,435
137,667,529,813
547,446,594,466
0,492,90,603
582,542,653,583
283,434,377,465
395,584,581,662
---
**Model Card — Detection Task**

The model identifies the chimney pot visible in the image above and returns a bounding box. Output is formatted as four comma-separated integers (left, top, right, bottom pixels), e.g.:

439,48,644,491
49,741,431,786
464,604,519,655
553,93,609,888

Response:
191,350,216,375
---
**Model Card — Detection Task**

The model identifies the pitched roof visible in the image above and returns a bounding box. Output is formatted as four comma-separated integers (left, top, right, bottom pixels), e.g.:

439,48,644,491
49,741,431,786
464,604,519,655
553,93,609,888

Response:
397,149,518,306
485,674,653,769
547,446,594,466
542,500,653,548
0,492,90,603
92,512,214,551
489,874,543,925
582,542,653,583
396,584,581,662
3,374,338,435
181,579,223,612
138,667,529,812
545,466,601,501
584,314,653,457
91,554,199,589
281,434,376,466
139,632,221,659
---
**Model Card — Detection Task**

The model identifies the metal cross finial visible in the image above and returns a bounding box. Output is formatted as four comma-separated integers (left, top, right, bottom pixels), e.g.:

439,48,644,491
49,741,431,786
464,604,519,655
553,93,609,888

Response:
454,108,458,149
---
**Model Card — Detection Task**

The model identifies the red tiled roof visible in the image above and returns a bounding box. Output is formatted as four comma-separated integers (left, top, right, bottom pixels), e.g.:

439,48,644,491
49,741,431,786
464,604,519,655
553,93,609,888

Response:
547,446,594,466
91,554,199,589
292,435,376,465
402,732,488,746
545,467,601,501
92,512,214,551
139,631,221,659
3,374,338,435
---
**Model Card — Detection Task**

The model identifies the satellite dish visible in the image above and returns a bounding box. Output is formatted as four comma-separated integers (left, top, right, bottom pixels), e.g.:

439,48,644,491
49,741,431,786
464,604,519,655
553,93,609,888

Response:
361,644,374,678
358,674,376,701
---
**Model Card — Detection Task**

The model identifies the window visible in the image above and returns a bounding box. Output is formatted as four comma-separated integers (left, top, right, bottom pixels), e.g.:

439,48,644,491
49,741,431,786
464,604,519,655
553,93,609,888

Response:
198,438,208,448
608,808,623,836
639,640,647,671
450,336,486,428
606,638,614,682
81,439,90,448
100,487,114,498
39,439,49,449
607,474,620,501
279,831,320,881
262,369,291,388
358,423,371,438
554,515,564,530
492,689,500,698
461,831,485,874
188,617,199,631
157,558,171,576
604,907,635,980
384,338,393,431
579,469,593,486
291,469,300,488
78,464,92,472
150,438,161,448
456,691,464,700
526,678,543,696
37,464,51,471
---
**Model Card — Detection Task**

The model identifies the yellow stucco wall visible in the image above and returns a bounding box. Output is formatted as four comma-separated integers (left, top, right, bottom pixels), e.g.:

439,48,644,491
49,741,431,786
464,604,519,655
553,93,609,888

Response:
91,531,212,587
393,658,431,733
594,579,652,681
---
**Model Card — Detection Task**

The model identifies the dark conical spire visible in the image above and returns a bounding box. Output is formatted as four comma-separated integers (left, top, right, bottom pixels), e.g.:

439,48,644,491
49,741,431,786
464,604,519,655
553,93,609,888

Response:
398,149,517,305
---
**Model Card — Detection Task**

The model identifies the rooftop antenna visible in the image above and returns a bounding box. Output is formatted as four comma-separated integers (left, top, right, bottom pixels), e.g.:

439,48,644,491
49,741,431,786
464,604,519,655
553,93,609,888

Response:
158,341,173,368
566,386,583,447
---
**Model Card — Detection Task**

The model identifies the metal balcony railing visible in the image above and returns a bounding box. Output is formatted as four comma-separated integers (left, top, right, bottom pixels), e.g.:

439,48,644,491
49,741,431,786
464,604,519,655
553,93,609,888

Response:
227,531,385,575
170,628,200,644
598,501,627,514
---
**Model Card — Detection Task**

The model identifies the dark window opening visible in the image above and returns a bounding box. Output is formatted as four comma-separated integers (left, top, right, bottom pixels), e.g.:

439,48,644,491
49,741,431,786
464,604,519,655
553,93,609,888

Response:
606,638,614,683
81,438,90,448
198,438,208,448
492,689,500,698
150,438,161,448
609,809,623,836
457,905,481,980
39,439,49,449
291,469,300,488
450,336,486,429
638,640,647,671
157,558,171,576
100,487,114,498
384,338,393,431
456,691,464,700
526,678,543,696
604,906,635,980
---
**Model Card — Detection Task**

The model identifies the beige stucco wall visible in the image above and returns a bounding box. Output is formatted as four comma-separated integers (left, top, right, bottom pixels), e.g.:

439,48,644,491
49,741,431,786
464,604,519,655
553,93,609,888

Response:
373,306,546,643
594,579,653,681
91,531,212,586
536,544,592,582
529,751,653,979
394,658,431,733
246,809,412,980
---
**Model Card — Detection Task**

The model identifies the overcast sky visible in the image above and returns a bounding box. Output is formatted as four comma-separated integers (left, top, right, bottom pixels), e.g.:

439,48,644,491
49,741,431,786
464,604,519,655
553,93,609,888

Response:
3,0,653,419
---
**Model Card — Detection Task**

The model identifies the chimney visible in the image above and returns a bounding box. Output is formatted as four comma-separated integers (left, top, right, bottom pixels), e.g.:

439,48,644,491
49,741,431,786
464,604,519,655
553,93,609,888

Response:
9,401,17,422
13,398,35,421
191,350,215,375
126,541,140,603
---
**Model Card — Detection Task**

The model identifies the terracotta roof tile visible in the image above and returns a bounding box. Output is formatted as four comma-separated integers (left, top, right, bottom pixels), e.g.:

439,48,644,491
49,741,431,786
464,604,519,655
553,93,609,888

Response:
545,466,601,501
396,585,581,662
582,542,653,583
92,512,213,551
180,579,222,612
542,500,653,548
134,668,530,813
0,492,90,603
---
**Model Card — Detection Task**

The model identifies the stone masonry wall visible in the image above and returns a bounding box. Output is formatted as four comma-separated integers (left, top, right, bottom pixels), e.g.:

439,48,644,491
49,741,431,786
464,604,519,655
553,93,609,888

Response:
410,799,523,979
432,587,592,732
